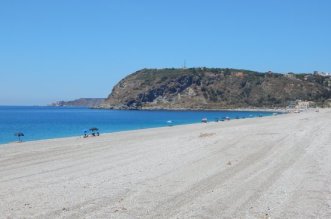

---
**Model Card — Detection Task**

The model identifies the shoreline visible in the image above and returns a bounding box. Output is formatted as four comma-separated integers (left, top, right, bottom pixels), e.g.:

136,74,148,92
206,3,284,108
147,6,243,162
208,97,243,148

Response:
92,106,288,112
0,109,278,146
1,113,278,146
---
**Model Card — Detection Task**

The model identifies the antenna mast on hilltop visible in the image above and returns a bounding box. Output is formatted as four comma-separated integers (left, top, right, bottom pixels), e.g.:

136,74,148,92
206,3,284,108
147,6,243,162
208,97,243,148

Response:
183,60,186,69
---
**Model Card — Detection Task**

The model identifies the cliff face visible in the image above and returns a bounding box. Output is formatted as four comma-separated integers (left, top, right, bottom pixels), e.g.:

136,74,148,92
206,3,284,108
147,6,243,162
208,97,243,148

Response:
101,68,331,109
50,98,105,108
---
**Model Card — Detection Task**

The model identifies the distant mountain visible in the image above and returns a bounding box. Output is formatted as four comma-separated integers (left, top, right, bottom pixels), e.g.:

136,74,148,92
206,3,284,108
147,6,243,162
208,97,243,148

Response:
50,98,105,108
100,68,331,109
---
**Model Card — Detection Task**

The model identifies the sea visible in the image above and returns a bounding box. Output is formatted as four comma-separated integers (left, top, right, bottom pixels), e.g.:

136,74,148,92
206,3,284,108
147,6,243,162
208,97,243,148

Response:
0,106,275,144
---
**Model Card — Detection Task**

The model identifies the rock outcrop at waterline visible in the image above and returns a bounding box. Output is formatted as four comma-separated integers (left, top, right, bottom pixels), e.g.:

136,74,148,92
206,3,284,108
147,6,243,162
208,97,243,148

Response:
100,68,331,109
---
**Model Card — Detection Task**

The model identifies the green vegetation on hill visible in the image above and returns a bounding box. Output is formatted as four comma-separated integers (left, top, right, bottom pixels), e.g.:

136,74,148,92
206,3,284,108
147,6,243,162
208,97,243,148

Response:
100,68,331,109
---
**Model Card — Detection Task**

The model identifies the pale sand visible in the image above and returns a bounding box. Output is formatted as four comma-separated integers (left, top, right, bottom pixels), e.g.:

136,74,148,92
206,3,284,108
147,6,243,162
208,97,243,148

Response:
1,109,331,218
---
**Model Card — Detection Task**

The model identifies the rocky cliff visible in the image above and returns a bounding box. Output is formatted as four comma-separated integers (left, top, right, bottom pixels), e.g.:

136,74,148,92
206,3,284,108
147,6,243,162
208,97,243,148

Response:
101,68,331,109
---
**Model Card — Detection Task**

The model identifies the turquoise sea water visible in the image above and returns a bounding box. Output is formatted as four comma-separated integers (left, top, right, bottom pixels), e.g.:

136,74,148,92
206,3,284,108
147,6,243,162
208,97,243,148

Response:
0,106,275,144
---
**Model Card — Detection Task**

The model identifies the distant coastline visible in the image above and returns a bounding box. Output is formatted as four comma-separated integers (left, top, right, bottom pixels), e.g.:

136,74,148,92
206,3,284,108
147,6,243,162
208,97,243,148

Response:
49,98,105,108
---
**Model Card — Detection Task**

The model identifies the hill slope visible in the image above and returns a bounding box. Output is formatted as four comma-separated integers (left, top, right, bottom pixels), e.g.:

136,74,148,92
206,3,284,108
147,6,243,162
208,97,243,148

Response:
50,98,105,108
101,68,331,109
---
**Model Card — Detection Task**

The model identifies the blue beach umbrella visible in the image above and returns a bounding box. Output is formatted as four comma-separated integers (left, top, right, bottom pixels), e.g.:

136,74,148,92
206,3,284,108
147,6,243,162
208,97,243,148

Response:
89,127,99,136
14,132,24,142
83,129,88,137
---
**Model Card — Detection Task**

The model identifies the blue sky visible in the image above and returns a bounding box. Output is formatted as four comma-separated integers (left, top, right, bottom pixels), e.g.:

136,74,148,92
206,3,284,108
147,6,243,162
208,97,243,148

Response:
0,0,330,105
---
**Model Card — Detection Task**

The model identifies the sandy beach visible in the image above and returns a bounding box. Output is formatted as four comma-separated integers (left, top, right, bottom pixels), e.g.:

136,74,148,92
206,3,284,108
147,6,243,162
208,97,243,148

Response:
1,109,331,218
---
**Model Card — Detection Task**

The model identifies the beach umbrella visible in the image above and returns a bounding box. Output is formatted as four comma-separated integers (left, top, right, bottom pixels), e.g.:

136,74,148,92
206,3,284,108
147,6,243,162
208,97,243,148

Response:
89,127,99,136
89,127,99,132
83,129,88,137
14,132,24,142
